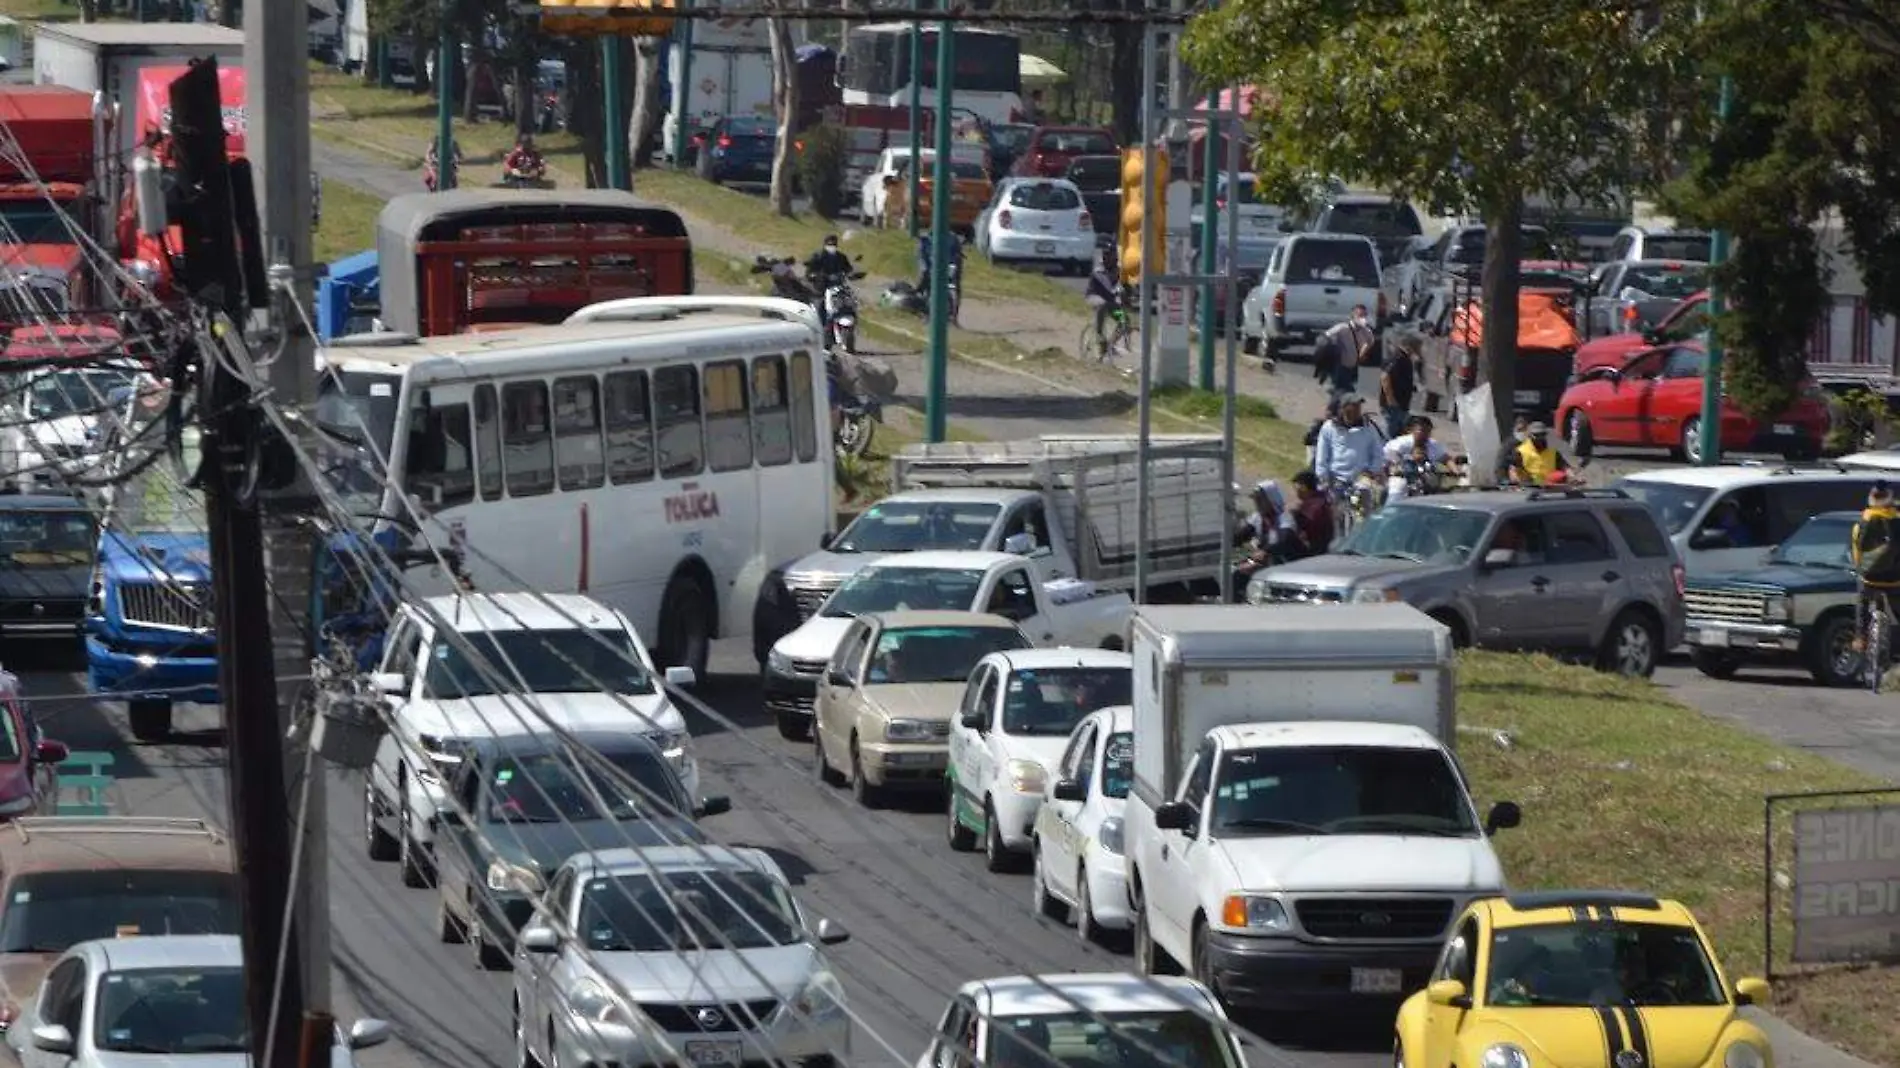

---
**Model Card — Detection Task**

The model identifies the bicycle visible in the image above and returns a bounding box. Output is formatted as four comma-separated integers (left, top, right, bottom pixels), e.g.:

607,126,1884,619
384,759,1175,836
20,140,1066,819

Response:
1861,583,1893,693
1329,474,1382,541
1079,303,1134,363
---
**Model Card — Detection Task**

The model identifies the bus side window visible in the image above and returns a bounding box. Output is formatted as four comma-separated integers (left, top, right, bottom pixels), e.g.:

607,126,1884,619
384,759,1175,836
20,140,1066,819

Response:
787,351,818,463
501,380,555,497
473,385,502,500
704,360,751,473
404,402,474,509
752,356,792,467
553,375,605,491
654,365,703,479
603,371,654,484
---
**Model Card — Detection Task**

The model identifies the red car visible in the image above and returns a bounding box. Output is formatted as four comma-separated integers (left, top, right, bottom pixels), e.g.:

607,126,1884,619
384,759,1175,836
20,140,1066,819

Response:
1572,289,1710,376
0,676,67,819
1555,340,1828,463
1012,126,1118,178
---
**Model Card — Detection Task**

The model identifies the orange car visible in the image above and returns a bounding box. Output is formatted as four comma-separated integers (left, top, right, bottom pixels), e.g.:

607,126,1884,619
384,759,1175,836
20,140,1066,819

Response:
882,156,993,236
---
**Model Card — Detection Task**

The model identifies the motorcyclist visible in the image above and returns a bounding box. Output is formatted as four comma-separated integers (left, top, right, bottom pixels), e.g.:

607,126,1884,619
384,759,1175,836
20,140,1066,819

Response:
1852,482,1900,656
807,234,853,285
504,133,544,176
1383,415,1455,501
1501,420,1571,485
1084,249,1123,357
1313,394,1384,497
1233,479,1296,598
423,138,462,189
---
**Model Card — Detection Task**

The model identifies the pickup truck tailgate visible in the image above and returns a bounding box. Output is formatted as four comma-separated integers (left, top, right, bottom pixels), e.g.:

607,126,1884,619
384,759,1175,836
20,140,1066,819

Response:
1281,238,1383,330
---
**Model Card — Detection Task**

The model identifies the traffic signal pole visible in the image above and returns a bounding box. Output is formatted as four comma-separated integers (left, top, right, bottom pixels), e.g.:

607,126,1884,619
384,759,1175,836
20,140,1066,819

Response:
922,17,955,442
1196,89,1218,390
1697,75,1734,466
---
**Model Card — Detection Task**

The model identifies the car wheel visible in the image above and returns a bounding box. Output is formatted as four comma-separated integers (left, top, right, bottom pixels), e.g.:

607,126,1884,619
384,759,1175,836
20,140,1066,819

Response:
471,905,512,971
513,999,541,1068
656,571,714,679
1679,416,1705,464
1075,868,1097,945
1689,647,1744,680
364,775,397,862
1598,609,1661,678
1566,408,1595,459
1031,842,1067,921
849,737,883,809
814,730,846,787
128,699,170,742
1428,610,1470,650
946,785,976,850
983,798,1014,873
776,709,811,741
437,893,466,943
398,773,435,889
1133,898,1176,975
1192,921,1219,998
1807,612,1864,687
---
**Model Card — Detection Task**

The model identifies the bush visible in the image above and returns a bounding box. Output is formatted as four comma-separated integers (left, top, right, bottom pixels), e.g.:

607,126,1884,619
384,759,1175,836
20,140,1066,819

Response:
1826,387,1889,456
796,123,850,219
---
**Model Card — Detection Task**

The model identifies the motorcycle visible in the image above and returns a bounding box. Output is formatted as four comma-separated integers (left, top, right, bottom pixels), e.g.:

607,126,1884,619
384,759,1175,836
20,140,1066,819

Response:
1385,456,1469,502
820,272,867,354
423,155,458,192
881,258,962,325
829,350,889,458
1332,470,1385,540
501,156,551,189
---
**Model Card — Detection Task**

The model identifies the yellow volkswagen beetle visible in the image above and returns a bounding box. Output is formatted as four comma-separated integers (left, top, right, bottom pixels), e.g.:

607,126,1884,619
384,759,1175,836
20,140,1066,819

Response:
1395,890,1774,1068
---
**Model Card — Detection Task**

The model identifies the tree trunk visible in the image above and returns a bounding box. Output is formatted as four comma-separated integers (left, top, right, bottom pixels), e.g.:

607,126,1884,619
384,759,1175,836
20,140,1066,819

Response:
513,63,534,136
462,59,481,124
1479,196,1524,442
767,15,799,216
630,39,663,169
569,45,606,187
1108,20,1142,145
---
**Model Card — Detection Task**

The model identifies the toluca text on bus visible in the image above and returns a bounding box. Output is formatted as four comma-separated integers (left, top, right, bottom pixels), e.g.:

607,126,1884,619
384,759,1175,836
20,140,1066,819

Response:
373,190,695,338
835,24,1024,125
311,295,834,681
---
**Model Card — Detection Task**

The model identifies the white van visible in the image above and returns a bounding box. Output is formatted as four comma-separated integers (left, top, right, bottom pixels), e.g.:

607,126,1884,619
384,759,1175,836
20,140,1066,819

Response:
1613,465,1885,576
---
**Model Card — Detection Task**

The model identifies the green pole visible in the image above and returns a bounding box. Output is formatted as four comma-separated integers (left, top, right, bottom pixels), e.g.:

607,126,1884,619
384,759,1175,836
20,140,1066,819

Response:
1196,91,1219,390
376,38,393,90
906,22,924,236
435,22,455,190
1697,74,1734,466
603,38,630,190
923,20,956,443
673,5,695,170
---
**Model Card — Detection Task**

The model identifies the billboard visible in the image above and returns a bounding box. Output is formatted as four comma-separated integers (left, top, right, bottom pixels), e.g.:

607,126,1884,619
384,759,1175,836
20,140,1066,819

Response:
133,65,246,157
1792,803,1900,964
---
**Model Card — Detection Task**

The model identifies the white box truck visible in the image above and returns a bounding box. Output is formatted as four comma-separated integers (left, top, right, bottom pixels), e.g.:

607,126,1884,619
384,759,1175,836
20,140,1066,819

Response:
1123,603,1521,1013
662,17,775,161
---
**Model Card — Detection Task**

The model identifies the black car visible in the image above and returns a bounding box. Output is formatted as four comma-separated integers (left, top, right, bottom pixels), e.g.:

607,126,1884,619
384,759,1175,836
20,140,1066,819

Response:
431,731,731,967
0,496,95,642
1064,154,1122,249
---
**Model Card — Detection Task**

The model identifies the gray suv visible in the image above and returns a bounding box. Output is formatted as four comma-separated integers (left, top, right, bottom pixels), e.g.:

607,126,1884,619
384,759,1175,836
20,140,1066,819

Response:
1246,487,1684,676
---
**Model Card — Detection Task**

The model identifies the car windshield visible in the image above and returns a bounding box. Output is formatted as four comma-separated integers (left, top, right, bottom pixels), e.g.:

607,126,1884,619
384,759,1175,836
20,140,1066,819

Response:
1003,667,1132,735
1038,130,1115,154
950,161,988,180
865,625,1029,683
28,369,135,419
991,125,1034,151
94,965,248,1054
1643,235,1713,262
0,870,239,953
1209,745,1478,837
1066,157,1119,190
1622,265,1708,300
1486,920,1725,1008
1286,240,1380,288
0,508,94,565
1614,479,1713,535
1326,201,1420,238
423,627,652,699
1102,731,1133,799
831,502,1000,552
1770,515,1857,569
725,117,775,136
579,868,801,952
115,423,204,535
1451,227,1552,265
822,567,987,617
484,748,686,823
987,1009,1239,1068
314,369,402,514
1335,504,1493,565
1010,183,1081,211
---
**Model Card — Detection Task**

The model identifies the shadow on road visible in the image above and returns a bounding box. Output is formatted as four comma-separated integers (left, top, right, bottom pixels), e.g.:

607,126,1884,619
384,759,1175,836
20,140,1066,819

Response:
1239,1006,1396,1054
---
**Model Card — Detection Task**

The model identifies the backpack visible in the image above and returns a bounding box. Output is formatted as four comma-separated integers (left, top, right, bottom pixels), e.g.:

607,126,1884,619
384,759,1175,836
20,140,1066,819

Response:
1858,514,1900,584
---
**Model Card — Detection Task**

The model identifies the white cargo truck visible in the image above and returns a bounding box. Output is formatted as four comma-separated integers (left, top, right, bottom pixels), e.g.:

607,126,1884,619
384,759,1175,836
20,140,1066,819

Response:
662,17,775,160
1122,603,1521,1014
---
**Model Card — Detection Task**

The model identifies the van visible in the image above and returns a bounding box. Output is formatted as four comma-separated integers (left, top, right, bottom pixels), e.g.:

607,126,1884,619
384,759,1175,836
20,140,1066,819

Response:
1612,465,1884,576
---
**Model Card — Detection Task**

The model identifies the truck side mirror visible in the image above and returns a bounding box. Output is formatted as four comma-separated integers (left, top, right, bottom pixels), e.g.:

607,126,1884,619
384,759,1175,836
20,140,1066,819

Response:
1002,533,1036,555
1481,548,1517,570
1154,800,1196,831
959,709,987,731
1051,778,1085,802
1484,800,1522,835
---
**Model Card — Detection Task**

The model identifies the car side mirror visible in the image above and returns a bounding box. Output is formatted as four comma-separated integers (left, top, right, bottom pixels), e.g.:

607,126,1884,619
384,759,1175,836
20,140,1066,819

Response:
815,917,851,945
883,175,898,187
30,1024,74,1055
827,668,855,688
1425,979,1471,1009
519,924,561,953
1002,533,1035,555
664,666,697,689
1690,528,1732,551
1052,778,1085,802
819,531,834,549
1154,800,1196,831
1733,976,1771,1006
346,1019,393,1051
695,795,732,817
370,672,406,695
959,709,987,731
1484,800,1522,836
34,739,68,764
1482,548,1518,570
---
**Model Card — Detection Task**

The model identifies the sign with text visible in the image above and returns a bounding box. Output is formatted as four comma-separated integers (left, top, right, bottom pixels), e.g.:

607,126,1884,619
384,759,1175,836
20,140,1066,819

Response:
1792,803,1900,964
1155,180,1192,385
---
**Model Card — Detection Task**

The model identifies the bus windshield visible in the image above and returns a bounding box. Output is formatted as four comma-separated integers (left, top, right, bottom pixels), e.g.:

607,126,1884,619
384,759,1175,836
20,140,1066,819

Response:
317,369,402,512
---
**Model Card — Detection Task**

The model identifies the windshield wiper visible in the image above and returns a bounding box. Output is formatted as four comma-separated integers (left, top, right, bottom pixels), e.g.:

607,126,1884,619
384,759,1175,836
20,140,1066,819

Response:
1217,817,1329,834
1335,818,1470,836
105,1043,190,1054
1372,551,1422,562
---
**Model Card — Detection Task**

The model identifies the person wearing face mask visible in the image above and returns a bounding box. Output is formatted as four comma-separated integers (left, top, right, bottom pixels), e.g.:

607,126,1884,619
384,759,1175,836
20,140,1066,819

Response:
1501,420,1570,485
807,234,852,284
1317,304,1377,398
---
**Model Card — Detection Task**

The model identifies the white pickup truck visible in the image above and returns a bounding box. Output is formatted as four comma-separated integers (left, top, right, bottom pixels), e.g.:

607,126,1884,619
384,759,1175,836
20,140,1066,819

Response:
755,435,1230,663
1122,603,1522,1014
1240,233,1385,361
765,547,1135,740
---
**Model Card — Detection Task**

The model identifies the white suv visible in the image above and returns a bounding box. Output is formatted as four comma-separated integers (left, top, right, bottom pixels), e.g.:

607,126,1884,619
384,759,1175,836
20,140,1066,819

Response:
1613,465,1884,576
364,591,698,887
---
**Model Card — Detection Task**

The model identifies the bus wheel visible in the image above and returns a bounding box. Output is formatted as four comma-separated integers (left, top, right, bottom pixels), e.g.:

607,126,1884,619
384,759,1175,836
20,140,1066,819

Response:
129,700,171,743
659,572,714,679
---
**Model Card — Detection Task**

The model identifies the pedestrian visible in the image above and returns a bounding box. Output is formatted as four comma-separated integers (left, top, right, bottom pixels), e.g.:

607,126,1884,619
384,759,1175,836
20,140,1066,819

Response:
1317,304,1376,399
1381,336,1417,437
1314,393,1384,494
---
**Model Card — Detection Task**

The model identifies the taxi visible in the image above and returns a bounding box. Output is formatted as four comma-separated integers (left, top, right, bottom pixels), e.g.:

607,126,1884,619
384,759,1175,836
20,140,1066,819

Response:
1395,890,1773,1068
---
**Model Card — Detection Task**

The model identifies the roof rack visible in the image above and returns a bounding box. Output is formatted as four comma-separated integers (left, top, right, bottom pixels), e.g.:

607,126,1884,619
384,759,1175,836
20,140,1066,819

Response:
8,816,225,843
1524,487,1630,502
1505,889,1662,913
1766,461,1850,476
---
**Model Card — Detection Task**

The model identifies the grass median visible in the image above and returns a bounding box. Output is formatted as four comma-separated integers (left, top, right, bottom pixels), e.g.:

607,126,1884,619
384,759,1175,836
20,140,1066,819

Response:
313,179,383,263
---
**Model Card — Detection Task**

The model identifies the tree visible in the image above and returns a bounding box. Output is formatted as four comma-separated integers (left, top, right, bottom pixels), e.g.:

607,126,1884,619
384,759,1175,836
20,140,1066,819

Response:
1184,0,1687,436
766,0,802,216
630,38,665,168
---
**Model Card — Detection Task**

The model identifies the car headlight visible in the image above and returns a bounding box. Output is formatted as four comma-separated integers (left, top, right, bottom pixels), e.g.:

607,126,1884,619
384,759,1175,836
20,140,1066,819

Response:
1008,759,1046,794
1762,595,1791,622
1097,816,1124,855
1481,1044,1530,1068
564,978,625,1026
416,733,463,781
792,970,846,1018
1724,1042,1767,1068
651,729,690,758
767,648,793,674
487,859,541,893
885,718,933,742
1218,894,1290,932
1352,586,1401,603
1246,575,1269,605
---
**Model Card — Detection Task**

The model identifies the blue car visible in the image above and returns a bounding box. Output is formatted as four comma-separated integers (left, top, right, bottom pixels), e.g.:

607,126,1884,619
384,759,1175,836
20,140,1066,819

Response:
86,527,218,742
694,115,778,185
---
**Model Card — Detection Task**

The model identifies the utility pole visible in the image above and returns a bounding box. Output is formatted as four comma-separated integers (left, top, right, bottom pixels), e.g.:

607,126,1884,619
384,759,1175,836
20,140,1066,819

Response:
1195,84,1218,390
905,21,922,236
436,14,455,190
921,15,954,443
1696,75,1734,467
672,0,694,171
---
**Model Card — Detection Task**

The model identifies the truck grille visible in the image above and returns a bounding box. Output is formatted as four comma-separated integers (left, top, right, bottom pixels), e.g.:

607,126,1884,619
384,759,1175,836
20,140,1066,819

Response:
788,658,829,676
765,691,814,716
1296,897,1454,940
1259,584,1345,604
118,581,212,632
1683,588,1767,624
636,999,779,1033
787,579,841,621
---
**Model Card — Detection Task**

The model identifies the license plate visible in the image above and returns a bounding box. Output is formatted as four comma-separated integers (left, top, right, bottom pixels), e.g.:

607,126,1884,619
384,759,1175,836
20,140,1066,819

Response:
1773,423,1796,434
1514,390,1541,403
1035,241,1055,253
1350,968,1403,994
1698,627,1729,647
686,1041,743,1066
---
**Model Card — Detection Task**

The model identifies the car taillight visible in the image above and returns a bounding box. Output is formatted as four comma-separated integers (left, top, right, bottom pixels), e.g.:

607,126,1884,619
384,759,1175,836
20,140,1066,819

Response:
794,139,804,151
1271,289,1286,316
1672,564,1685,598
1623,304,1639,322
1078,210,1091,230
717,135,733,148
1216,198,1226,211
998,209,1013,229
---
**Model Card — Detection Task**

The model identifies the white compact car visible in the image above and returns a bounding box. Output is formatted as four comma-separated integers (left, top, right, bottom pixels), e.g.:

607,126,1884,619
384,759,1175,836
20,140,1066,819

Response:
513,845,853,1068
1030,703,1136,943
974,178,1097,274
946,648,1132,869
364,591,699,888
915,973,1249,1068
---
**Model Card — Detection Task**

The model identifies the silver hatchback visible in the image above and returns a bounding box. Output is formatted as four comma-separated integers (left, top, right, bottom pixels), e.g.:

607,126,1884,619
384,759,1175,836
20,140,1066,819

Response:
1247,487,1685,676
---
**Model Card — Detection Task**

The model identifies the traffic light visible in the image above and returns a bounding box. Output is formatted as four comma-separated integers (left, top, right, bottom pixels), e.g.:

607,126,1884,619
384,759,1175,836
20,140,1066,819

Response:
1118,147,1167,286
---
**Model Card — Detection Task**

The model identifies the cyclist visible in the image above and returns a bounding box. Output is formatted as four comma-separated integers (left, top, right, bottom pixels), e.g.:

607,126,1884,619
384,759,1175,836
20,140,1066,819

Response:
1084,249,1123,357
1383,415,1454,501
1852,483,1900,649
1313,393,1383,497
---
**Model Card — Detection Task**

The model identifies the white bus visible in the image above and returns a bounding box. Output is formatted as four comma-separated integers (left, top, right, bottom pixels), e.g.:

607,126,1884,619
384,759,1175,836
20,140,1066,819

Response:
837,23,1024,125
314,296,832,677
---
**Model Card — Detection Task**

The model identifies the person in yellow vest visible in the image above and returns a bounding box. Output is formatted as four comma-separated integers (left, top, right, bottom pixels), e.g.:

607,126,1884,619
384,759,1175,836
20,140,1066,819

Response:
1501,421,1570,485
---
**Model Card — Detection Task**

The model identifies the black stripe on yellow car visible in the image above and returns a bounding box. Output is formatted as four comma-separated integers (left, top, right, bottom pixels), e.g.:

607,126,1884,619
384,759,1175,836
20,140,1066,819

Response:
1622,1006,1653,1067
1571,905,1591,921
1595,1006,1628,1065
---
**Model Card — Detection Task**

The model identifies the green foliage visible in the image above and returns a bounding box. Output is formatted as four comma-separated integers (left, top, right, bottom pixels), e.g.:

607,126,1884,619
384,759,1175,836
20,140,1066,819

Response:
1825,388,1888,456
795,123,851,220
833,451,879,502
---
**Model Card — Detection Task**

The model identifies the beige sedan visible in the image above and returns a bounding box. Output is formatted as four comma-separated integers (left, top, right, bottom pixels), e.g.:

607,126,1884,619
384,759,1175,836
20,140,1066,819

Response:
813,610,1030,808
